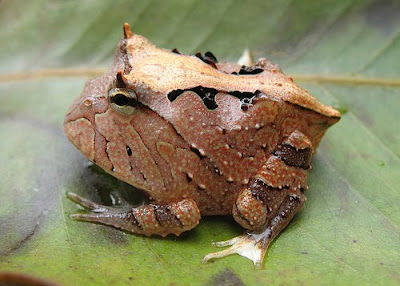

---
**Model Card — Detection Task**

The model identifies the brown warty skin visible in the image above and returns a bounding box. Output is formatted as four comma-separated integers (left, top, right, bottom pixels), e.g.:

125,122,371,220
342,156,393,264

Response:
64,23,340,268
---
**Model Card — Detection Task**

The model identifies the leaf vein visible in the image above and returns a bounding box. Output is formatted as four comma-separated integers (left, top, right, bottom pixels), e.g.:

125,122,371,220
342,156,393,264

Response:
2,69,400,87
356,28,400,73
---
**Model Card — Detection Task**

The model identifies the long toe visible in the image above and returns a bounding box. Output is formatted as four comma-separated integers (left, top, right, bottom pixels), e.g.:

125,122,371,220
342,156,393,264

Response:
66,192,108,211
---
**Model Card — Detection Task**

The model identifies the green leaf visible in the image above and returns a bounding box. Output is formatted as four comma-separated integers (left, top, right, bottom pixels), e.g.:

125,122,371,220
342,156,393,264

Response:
1,0,399,285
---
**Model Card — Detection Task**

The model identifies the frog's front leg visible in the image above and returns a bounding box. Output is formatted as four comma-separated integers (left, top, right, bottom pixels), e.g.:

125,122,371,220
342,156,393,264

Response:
203,130,312,268
67,193,200,237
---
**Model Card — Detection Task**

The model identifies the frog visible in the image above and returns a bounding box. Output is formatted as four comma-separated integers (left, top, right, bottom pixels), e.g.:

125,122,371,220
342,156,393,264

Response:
64,23,341,268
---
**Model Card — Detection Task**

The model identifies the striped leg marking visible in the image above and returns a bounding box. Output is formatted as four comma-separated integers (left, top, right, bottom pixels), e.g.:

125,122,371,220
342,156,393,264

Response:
67,192,200,237
204,130,311,268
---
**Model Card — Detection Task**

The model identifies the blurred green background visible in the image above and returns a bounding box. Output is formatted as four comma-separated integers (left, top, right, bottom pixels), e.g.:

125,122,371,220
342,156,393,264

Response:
0,1,399,285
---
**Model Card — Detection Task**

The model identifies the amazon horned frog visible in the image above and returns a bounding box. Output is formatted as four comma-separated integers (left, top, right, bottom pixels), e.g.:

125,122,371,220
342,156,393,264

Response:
65,23,340,268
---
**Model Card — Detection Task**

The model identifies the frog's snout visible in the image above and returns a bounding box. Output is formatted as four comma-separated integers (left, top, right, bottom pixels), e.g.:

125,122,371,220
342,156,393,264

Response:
64,95,100,162
64,117,96,161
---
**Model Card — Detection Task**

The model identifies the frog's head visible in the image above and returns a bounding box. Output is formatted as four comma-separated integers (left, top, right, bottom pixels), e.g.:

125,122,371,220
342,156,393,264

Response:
64,24,166,191
63,70,136,161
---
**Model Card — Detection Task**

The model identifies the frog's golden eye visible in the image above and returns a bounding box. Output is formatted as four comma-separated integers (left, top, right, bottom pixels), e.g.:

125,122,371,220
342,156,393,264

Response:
109,88,137,115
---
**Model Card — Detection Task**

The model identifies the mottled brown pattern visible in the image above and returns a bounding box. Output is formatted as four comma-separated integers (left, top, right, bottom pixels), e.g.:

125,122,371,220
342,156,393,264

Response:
65,23,340,266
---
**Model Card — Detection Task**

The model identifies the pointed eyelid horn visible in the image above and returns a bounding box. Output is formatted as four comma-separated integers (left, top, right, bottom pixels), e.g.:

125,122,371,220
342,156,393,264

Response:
116,71,128,88
123,23,134,39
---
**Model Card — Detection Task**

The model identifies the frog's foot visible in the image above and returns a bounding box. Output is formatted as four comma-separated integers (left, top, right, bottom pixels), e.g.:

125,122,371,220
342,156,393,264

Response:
67,192,200,237
204,194,304,268
202,232,269,269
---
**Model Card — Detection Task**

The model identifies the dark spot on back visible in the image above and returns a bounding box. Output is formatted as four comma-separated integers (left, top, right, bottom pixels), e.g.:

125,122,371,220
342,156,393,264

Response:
190,146,205,159
167,89,185,101
172,48,181,54
126,146,132,156
232,65,264,75
214,166,223,176
191,86,218,109
204,51,218,63
167,86,218,110
167,88,266,111
228,90,264,111
195,51,218,69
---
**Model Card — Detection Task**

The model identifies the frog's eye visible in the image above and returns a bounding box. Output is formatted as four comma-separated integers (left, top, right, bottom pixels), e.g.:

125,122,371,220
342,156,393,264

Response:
109,88,137,115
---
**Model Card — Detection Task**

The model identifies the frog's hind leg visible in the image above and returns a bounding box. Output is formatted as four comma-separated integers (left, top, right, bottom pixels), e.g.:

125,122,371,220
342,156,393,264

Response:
203,192,304,268
203,130,311,268
67,192,200,237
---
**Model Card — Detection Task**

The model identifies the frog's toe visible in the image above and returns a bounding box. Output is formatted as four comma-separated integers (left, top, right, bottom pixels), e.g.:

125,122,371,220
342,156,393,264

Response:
204,193,306,268
211,236,242,247
67,192,139,229
69,209,133,231
203,234,267,269
66,192,109,212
